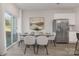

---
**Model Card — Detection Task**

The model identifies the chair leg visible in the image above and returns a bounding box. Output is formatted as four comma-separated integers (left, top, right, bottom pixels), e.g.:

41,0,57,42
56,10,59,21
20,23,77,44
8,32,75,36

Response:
74,40,79,55
51,40,53,43
18,40,24,46
21,40,24,45
37,45,39,54
18,41,21,46
24,45,27,54
75,40,78,50
44,45,48,55
33,45,35,54
53,40,56,47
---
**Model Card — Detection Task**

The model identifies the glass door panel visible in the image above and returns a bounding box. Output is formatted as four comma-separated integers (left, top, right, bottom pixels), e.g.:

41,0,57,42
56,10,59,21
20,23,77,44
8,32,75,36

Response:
5,12,17,48
5,13,12,47
13,17,17,43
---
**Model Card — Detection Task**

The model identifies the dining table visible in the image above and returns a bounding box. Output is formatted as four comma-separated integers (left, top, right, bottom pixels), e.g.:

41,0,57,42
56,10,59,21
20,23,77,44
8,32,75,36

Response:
18,33,56,54
19,33,56,47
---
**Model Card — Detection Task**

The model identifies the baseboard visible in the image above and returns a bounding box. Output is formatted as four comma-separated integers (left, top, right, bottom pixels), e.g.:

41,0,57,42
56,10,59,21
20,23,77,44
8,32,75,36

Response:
0,50,7,56
0,40,19,56
56,42,68,44
6,40,18,50
69,42,76,44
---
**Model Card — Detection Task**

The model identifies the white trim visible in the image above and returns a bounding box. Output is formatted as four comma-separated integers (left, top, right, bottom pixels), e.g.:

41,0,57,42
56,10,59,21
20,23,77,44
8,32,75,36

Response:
1,40,19,56
4,12,18,50
3,11,7,54
6,40,18,50
11,16,13,44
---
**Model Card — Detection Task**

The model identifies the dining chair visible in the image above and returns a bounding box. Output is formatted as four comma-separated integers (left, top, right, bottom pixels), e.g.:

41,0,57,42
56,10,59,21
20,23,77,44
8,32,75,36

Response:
48,32,56,46
24,36,36,54
36,36,48,55
74,33,79,55
18,33,25,46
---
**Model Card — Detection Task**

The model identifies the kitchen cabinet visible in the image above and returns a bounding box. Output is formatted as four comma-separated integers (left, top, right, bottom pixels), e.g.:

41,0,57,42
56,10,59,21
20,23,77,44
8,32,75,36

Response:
54,13,76,25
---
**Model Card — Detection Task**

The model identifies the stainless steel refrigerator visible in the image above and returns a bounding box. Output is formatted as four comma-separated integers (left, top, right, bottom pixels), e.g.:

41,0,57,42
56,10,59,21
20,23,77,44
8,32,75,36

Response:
53,19,69,43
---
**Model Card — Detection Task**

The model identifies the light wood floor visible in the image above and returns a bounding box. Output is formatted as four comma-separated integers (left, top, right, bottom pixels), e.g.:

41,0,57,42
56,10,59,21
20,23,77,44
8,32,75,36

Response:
6,43,76,56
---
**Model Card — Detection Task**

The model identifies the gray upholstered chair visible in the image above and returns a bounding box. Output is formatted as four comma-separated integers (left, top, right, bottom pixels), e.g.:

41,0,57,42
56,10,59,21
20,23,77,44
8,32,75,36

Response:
18,33,25,46
48,32,56,46
36,36,48,55
24,36,36,54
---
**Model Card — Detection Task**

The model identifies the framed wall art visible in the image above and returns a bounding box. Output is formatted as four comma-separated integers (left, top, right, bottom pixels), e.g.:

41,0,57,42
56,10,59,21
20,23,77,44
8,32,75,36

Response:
30,17,44,31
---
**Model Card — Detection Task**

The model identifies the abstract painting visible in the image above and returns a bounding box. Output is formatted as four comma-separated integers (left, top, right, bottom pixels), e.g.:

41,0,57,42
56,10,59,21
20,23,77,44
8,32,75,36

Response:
30,17,44,31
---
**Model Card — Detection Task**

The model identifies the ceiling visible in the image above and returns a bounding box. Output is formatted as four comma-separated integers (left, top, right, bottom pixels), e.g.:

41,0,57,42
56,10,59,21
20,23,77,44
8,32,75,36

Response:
15,3,79,11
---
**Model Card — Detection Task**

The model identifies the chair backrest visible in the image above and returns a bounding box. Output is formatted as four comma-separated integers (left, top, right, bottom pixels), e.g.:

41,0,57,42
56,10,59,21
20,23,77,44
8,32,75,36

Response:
30,32,35,35
76,33,79,40
37,36,48,45
24,36,35,45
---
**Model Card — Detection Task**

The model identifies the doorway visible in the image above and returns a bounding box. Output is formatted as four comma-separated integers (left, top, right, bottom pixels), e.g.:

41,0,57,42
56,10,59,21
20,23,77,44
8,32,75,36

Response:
4,12,17,48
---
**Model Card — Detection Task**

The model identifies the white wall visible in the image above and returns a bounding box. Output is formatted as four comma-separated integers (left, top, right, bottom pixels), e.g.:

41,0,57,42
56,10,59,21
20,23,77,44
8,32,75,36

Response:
22,9,77,43
2,3,18,17
74,8,79,32
0,3,19,55
22,10,54,34
22,9,74,34
17,9,22,34
0,4,6,55
54,13,76,25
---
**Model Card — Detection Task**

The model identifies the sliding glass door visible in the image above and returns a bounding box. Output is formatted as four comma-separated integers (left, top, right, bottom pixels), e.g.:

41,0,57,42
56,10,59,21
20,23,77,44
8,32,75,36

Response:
5,12,17,47
12,16,17,43
5,13,12,47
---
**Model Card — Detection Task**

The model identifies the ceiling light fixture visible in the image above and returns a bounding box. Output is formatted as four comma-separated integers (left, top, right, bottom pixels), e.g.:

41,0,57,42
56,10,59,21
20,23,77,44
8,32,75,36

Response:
56,3,60,5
